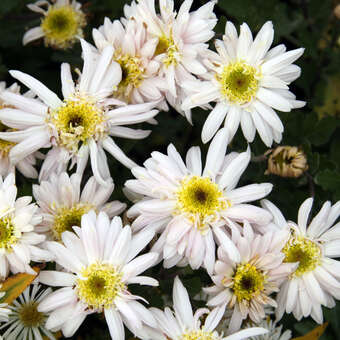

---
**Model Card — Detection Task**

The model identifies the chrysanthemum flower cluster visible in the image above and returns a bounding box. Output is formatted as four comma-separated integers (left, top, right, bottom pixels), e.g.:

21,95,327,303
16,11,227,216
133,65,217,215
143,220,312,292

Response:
0,0,339,339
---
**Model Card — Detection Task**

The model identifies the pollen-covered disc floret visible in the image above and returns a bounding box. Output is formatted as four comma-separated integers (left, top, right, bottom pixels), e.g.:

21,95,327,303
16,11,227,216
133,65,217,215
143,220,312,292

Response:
0,215,19,251
126,128,273,274
205,224,294,333
0,284,54,339
261,198,340,324
176,176,229,230
33,172,126,241
115,52,144,92
24,0,86,49
218,62,260,105
0,173,52,280
182,21,305,146
38,211,159,338
53,203,94,240
232,263,266,302
282,235,321,277
49,96,106,154
181,329,218,340
76,262,125,310
146,277,267,340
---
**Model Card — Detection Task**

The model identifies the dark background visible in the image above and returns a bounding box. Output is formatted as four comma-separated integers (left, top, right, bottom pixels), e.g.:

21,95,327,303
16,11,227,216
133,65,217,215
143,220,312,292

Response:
0,0,339,338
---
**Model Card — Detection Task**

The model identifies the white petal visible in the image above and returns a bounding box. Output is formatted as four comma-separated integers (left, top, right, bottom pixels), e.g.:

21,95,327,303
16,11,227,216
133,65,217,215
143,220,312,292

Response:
105,308,124,340
201,103,229,143
9,70,62,109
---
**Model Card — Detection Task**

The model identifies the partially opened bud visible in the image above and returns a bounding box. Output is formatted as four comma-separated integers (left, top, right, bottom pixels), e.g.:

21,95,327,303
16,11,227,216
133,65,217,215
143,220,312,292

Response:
265,146,308,178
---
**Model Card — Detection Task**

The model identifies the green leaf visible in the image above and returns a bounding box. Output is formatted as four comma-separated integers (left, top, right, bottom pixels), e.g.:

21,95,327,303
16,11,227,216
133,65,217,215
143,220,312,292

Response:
314,169,340,191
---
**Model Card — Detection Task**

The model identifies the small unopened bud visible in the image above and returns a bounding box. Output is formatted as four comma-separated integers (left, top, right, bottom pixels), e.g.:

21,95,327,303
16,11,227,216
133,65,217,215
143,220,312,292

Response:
265,146,308,178
334,4,340,19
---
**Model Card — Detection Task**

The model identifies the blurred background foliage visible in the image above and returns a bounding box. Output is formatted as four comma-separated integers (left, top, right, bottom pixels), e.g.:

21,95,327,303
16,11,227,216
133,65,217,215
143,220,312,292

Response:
0,0,340,339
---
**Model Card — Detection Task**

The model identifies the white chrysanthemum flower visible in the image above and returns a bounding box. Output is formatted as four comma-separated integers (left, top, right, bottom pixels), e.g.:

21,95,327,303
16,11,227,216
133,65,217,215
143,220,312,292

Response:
33,172,126,241
125,128,273,274
23,0,86,49
261,198,340,324
182,21,305,146
0,39,159,185
0,82,39,179
37,210,159,338
245,319,292,340
0,290,11,322
124,0,217,121
0,173,52,280
93,18,167,108
204,223,296,333
139,276,267,340
0,284,56,340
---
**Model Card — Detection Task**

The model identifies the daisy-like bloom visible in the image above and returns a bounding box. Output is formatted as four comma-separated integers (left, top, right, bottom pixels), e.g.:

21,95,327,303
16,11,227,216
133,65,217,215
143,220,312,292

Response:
37,210,159,338
124,0,217,120
141,276,267,340
204,223,296,333
245,319,291,340
0,284,56,340
126,128,273,274
182,21,305,146
0,39,159,185
265,146,308,178
261,198,340,324
23,0,86,50
33,172,126,241
93,18,167,107
0,82,39,179
0,173,52,280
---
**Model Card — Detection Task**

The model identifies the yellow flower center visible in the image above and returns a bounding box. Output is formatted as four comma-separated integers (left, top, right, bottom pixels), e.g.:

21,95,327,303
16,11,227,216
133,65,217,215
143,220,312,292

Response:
0,215,18,251
53,203,94,241
155,33,179,67
176,176,229,231
181,330,218,340
49,96,105,154
0,123,16,157
76,262,125,310
283,236,321,277
218,61,260,105
114,51,144,100
41,4,86,49
18,301,45,328
232,263,265,302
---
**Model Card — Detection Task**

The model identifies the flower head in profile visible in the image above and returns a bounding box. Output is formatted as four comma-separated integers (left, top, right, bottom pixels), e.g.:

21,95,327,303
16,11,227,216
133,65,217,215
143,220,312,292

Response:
33,172,126,241
140,276,267,340
93,18,166,108
0,82,39,179
182,21,305,146
245,319,292,340
23,0,86,49
265,146,308,178
38,211,159,339
0,173,52,280
0,284,56,340
124,0,217,122
204,224,295,333
261,198,340,324
126,128,273,274
0,39,158,185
